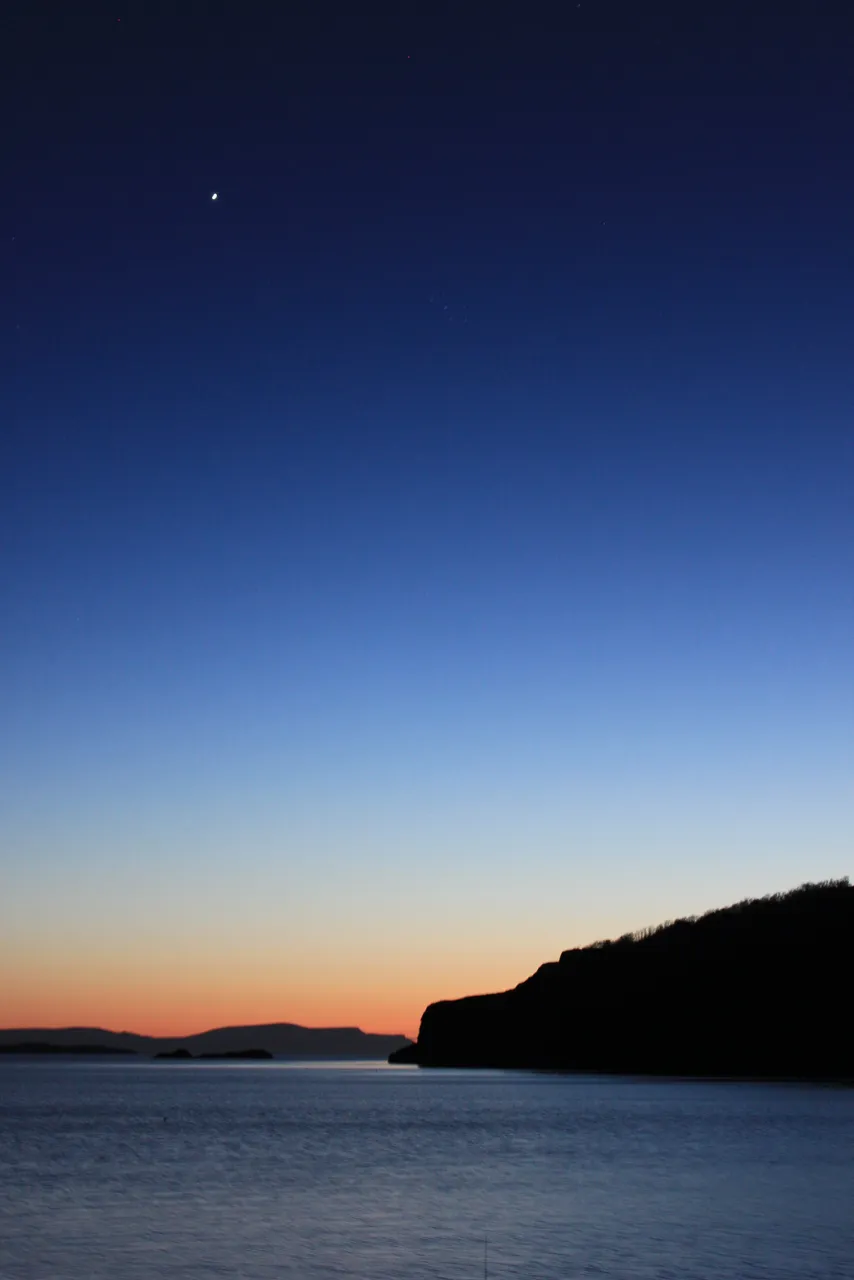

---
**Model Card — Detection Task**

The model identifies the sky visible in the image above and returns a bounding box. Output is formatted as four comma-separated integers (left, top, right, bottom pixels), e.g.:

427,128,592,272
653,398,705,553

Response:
1,0,852,1039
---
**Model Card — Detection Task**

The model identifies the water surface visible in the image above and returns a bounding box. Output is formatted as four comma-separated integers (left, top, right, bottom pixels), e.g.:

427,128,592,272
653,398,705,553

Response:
1,1059,851,1279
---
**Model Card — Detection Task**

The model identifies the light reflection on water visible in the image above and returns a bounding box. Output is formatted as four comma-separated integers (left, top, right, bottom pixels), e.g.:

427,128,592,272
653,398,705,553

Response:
0,1059,852,1279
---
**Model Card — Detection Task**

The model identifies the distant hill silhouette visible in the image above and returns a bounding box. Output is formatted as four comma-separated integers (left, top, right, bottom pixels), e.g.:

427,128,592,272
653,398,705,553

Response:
390,880,853,1080
0,1022,409,1060
0,1041,136,1055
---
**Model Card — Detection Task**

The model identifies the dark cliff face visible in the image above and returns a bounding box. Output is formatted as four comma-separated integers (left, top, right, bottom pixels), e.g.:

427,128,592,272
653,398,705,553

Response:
405,879,853,1078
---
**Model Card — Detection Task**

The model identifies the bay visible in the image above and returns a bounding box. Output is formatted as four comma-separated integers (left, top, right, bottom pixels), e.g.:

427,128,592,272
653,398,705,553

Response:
1,1059,851,1279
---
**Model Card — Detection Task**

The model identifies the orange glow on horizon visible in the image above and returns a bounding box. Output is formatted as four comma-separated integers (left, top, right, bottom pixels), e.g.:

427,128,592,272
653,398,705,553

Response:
0,976,429,1042
2,911,629,1043
1,942,564,1044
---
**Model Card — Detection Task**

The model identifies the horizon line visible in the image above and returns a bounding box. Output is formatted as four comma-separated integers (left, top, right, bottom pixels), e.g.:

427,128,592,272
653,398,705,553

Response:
0,1021,413,1040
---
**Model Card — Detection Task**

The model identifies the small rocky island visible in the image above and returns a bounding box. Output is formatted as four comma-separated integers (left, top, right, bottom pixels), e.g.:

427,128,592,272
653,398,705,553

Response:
391,879,853,1080
154,1048,273,1060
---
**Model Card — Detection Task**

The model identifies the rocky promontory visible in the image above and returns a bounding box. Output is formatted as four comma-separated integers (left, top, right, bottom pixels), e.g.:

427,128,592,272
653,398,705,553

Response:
392,879,853,1080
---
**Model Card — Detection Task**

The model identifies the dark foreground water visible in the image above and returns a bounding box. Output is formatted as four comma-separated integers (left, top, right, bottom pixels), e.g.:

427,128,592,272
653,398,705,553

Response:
1,1060,852,1280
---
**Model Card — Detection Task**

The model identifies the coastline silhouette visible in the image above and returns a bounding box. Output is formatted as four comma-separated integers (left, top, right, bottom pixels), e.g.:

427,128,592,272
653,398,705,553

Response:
390,879,852,1080
0,1023,408,1061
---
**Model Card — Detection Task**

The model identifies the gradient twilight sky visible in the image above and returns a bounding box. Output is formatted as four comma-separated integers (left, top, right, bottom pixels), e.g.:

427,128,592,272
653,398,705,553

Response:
2,1,852,1039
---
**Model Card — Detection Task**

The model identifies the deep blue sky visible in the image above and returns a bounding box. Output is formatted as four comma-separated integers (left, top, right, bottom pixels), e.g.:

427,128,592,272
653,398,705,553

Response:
2,0,852,1033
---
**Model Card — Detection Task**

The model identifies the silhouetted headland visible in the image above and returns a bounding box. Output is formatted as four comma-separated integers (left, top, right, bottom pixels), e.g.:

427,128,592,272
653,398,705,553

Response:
390,879,853,1080
0,1023,409,1061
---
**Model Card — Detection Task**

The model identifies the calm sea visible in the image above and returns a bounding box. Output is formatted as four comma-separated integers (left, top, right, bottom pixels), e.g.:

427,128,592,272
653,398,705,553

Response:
1,1059,852,1279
